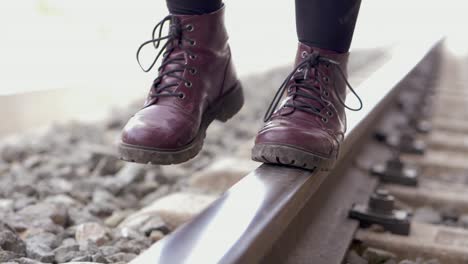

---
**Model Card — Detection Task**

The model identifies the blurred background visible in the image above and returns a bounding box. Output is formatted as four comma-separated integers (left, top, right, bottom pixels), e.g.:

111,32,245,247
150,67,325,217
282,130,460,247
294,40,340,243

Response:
1,0,466,136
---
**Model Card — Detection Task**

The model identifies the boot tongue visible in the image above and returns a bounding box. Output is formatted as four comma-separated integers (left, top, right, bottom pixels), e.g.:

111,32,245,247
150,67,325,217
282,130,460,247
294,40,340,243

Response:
287,66,324,112
156,47,184,91
151,35,186,100
155,17,185,93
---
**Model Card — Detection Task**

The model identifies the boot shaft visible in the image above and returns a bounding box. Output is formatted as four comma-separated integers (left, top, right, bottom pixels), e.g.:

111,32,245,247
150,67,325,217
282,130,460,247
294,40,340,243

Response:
142,5,237,112
171,6,229,53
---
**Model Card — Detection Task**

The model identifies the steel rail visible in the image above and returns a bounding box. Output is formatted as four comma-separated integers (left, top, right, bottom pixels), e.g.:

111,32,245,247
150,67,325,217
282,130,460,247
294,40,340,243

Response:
131,35,443,264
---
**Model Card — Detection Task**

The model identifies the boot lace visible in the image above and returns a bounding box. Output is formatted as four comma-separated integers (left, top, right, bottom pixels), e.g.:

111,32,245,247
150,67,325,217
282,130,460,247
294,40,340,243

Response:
264,51,363,122
136,15,196,100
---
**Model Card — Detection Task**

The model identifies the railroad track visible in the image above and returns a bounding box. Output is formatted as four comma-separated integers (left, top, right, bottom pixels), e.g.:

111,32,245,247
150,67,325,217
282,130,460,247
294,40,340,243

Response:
128,35,468,263
1,33,459,264
347,46,468,264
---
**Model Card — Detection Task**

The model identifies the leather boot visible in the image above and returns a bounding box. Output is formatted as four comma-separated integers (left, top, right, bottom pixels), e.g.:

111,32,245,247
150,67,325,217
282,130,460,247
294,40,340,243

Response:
252,43,362,171
119,6,243,165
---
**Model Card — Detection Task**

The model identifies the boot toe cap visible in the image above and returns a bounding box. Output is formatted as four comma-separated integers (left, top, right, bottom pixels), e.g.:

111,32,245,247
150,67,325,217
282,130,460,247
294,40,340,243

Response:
121,106,197,150
254,121,338,159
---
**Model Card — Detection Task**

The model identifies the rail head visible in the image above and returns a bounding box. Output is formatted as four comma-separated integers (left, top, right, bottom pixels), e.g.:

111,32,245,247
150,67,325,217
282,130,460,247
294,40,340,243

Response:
130,35,444,264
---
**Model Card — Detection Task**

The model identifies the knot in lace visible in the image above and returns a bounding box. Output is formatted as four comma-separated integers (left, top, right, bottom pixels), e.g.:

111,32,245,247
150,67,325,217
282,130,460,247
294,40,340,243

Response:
136,16,197,100
264,51,363,122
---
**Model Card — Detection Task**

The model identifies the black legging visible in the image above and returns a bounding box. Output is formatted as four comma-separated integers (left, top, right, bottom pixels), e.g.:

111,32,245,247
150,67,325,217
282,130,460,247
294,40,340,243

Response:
166,0,361,53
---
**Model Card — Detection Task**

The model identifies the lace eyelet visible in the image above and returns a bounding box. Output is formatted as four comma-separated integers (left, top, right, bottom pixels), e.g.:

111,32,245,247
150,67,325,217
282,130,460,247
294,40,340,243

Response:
321,117,328,123
325,63,330,68
189,40,196,46
178,93,186,99
189,68,197,75
185,81,192,88
298,68,303,72
327,111,333,117
324,91,330,97
189,55,196,60
323,77,329,83
186,24,194,32
301,51,308,58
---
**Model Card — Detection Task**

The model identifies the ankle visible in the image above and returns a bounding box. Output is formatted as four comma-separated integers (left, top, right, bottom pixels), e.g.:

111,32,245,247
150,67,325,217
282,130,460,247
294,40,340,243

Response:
299,41,348,54
166,0,222,15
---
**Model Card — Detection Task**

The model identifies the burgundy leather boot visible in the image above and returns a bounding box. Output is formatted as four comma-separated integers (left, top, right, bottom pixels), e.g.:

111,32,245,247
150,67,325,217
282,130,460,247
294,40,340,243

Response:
119,6,243,165
252,43,362,171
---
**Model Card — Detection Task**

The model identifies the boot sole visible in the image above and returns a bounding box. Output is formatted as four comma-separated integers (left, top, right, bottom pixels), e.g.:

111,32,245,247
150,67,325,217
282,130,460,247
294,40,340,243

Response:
118,82,244,165
251,144,336,171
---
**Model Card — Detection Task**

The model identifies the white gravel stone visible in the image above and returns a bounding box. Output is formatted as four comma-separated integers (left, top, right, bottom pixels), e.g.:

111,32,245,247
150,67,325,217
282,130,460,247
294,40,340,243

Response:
17,202,68,227
120,192,217,230
104,210,134,228
75,223,109,247
118,213,165,233
0,199,14,211
44,194,81,207
149,230,165,242
115,163,146,185
188,157,258,193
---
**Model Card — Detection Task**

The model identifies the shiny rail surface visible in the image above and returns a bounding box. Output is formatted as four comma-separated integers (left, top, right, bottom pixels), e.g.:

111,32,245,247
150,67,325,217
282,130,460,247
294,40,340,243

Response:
131,36,443,264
